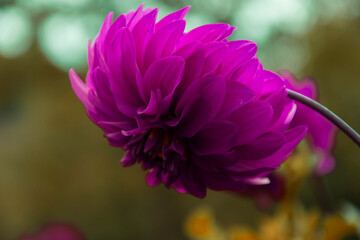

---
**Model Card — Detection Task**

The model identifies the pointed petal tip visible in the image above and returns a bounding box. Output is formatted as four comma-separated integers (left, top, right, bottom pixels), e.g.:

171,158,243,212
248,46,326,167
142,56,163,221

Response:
103,11,114,23
137,3,144,11
181,5,191,14
245,177,270,185
69,68,79,81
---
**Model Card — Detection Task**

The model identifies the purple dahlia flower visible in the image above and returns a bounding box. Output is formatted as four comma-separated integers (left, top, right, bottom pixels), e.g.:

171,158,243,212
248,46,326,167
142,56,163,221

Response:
281,71,337,175
70,5,307,198
18,223,85,240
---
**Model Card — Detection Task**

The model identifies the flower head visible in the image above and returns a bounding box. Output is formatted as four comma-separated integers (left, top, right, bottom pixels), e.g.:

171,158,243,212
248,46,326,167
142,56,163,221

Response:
281,71,337,175
70,5,307,198
18,223,85,240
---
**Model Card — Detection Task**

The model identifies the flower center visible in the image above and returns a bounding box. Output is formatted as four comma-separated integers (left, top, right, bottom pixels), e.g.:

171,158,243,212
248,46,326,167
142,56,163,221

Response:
128,128,186,176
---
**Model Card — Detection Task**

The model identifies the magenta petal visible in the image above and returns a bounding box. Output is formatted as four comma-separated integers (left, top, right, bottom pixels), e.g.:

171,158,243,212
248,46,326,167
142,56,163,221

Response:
264,87,296,131
103,14,126,58
107,28,136,82
98,119,137,133
216,80,255,118
173,42,205,99
229,58,264,95
219,26,236,39
180,164,206,198
126,4,145,29
229,101,273,145
132,9,158,69
261,70,285,96
221,40,257,76
155,6,190,31
237,132,285,160
174,74,226,137
176,74,225,119
201,42,227,75
173,95,211,137
193,151,240,171
107,28,142,116
190,120,238,155
178,23,232,48
120,151,137,167
69,69,95,112
226,167,274,182
315,154,335,175
146,166,162,186
143,20,185,71
237,126,308,170
96,12,113,46
106,132,131,148
91,68,117,110
137,90,158,116
202,171,247,192
87,39,94,69
91,42,108,71
140,56,185,102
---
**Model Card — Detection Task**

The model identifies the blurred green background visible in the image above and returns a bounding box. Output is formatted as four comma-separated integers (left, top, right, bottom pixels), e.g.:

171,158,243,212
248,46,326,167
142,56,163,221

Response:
0,0,359,239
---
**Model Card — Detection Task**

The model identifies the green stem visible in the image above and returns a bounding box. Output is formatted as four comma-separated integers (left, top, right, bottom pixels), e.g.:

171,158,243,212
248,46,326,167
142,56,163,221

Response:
287,89,360,147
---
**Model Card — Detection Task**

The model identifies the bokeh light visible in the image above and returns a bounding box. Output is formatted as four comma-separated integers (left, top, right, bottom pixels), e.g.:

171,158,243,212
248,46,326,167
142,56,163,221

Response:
234,0,312,42
0,6,33,58
38,13,102,71
16,0,92,11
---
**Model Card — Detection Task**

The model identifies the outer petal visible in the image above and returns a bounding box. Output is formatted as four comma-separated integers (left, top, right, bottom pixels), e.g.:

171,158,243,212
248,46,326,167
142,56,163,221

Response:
96,12,113,49
139,56,185,102
155,6,190,31
106,131,131,148
261,70,285,96
125,4,145,29
201,42,227,75
143,20,185,71
228,58,264,95
103,14,126,59
233,125,308,170
107,28,142,117
202,171,247,192
264,87,296,131
189,120,238,155
174,74,226,137
216,80,255,118
220,40,257,76
175,74,225,118
173,42,205,100
69,69,95,113
91,68,117,111
177,23,233,48
193,151,240,171
236,132,285,160
229,101,273,145
179,163,207,198
131,9,158,69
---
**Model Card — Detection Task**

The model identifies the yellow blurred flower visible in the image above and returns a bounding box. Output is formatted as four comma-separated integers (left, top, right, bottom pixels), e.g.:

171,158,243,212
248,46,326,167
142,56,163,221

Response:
323,215,357,240
228,227,260,240
184,207,223,240
185,144,359,240
185,205,359,240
